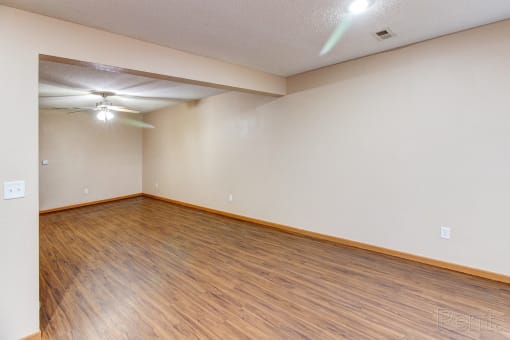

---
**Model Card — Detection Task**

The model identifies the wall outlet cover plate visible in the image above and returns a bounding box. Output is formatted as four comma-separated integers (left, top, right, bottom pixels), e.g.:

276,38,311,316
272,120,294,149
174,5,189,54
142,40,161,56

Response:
440,226,451,240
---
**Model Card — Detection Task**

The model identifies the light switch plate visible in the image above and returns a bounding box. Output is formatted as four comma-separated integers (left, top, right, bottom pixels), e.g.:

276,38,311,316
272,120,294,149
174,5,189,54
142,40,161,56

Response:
4,180,25,200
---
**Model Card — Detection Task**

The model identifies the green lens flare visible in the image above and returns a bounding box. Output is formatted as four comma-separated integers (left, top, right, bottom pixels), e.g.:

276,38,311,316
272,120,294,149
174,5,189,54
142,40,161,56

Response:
320,16,353,56
117,117,155,129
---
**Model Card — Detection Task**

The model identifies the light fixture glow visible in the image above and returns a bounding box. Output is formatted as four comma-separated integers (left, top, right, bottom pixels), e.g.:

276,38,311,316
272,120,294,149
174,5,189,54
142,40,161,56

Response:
96,110,114,122
349,0,370,14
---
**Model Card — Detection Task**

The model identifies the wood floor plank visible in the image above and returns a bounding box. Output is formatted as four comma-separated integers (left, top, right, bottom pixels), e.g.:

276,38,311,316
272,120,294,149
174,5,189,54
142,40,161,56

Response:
39,197,510,339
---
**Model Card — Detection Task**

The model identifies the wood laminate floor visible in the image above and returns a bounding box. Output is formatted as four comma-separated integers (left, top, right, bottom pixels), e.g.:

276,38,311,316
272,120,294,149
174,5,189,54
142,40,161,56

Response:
40,197,510,339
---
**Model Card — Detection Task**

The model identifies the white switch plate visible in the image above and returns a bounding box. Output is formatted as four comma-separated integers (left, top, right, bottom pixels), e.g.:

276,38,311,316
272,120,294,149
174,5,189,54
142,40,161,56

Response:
3,180,25,200
440,226,451,240
228,193,233,202
41,160,49,165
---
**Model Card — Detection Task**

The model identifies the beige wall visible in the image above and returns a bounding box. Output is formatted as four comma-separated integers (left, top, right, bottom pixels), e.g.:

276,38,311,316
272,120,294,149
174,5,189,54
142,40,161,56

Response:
0,5,284,339
39,110,142,211
144,19,510,278
2,3,510,338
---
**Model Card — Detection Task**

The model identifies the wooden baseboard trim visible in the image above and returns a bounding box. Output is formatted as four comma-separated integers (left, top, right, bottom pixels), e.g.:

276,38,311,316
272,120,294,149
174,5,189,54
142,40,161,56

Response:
20,330,41,340
142,193,510,284
39,193,143,214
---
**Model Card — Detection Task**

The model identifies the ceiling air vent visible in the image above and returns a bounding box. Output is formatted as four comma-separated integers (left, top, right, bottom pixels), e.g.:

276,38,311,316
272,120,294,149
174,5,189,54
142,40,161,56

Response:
374,28,395,41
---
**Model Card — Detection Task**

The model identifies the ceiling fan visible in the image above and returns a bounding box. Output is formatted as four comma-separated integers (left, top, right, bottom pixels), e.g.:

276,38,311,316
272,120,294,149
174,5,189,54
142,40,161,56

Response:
64,91,141,121
41,89,185,128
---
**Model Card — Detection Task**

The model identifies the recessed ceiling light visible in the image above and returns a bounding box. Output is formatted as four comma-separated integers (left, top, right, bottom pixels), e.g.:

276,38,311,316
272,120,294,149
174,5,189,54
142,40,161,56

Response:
349,0,372,14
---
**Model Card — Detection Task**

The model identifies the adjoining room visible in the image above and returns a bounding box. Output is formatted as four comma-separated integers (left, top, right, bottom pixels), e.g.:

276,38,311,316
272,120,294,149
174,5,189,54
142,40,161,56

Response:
38,59,225,213
1,1,510,339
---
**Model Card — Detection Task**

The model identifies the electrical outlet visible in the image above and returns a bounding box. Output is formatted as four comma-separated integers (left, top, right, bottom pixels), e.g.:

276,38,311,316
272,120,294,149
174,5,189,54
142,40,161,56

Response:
228,193,233,202
155,182,159,192
83,187,89,195
440,226,451,240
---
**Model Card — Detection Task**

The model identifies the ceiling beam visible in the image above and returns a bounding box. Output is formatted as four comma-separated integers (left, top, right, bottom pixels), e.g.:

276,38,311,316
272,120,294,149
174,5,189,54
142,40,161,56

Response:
3,6,286,97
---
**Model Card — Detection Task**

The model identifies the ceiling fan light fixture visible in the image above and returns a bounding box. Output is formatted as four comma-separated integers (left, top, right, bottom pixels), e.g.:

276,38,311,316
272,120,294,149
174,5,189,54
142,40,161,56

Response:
96,109,114,122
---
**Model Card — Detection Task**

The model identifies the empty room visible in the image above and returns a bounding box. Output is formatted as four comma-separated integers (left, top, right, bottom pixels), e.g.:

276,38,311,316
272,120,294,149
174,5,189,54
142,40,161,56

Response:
1,1,510,339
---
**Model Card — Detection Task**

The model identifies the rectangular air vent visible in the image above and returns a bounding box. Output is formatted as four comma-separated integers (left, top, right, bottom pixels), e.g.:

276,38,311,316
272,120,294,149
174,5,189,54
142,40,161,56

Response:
374,28,395,41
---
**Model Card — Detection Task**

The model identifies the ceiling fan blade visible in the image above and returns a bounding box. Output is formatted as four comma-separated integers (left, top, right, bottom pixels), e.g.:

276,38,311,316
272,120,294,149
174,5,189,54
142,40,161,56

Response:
114,94,186,102
46,107,90,115
67,109,87,114
40,94,92,98
115,117,154,129
73,107,97,110
51,106,96,111
108,106,141,114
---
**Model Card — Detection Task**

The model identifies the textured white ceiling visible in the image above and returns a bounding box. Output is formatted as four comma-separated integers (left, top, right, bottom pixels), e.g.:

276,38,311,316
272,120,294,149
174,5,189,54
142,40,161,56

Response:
39,60,225,113
5,0,510,76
